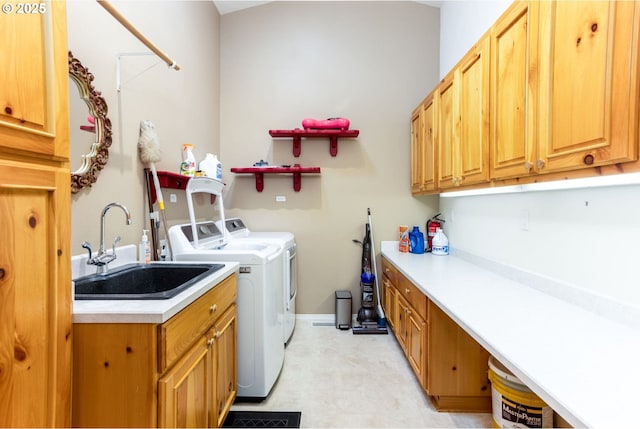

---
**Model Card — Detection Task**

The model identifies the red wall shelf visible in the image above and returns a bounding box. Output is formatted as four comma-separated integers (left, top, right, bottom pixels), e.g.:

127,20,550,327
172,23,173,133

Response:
269,128,360,157
148,170,219,204
230,165,321,192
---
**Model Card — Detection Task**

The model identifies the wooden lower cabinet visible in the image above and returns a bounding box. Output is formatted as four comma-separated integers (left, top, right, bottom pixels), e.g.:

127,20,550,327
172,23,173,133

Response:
73,273,237,428
381,257,491,412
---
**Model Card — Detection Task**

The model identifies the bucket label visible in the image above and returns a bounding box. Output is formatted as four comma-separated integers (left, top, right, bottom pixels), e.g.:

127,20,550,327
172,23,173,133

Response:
501,397,544,428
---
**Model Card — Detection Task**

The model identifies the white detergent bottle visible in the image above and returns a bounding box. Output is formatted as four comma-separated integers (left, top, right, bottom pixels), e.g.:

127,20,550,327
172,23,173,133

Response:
431,228,449,256
199,153,223,180
139,229,151,263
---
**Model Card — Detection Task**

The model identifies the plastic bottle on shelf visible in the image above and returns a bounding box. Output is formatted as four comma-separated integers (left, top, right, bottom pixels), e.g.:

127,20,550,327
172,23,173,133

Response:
431,228,449,256
199,153,223,180
139,229,151,263
180,143,196,176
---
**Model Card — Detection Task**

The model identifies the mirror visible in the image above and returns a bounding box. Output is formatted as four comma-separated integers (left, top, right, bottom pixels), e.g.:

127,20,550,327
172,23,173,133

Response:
69,51,112,193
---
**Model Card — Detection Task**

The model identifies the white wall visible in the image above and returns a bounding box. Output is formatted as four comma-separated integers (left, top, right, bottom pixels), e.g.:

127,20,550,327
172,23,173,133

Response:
438,1,640,311
68,1,220,256
439,0,510,78
219,1,440,313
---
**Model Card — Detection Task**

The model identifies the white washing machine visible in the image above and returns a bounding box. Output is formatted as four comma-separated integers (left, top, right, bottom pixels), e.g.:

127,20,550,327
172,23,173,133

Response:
169,177,284,400
224,218,297,345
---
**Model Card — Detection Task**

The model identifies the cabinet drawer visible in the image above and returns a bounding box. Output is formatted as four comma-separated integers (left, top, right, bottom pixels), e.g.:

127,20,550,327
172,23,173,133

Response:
397,273,427,320
382,257,398,285
158,273,237,372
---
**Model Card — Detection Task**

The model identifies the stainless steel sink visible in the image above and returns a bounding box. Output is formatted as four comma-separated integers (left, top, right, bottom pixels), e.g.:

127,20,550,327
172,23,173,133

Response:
74,263,225,300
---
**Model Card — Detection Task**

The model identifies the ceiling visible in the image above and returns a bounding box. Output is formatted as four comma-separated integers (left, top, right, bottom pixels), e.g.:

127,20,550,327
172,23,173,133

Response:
213,1,441,16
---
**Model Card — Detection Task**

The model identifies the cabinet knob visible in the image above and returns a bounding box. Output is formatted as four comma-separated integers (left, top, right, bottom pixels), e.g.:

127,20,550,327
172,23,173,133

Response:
583,154,595,165
536,159,545,169
405,288,411,294
210,304,218,314
215,330,222,339
207,338,215,347
524,161,533,171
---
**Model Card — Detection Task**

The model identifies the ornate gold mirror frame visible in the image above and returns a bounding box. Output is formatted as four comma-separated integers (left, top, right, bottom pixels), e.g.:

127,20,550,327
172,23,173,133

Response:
69,51,112,193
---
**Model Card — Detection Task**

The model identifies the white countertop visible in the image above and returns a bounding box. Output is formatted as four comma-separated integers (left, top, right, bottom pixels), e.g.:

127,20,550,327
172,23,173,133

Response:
381,241,640,429
72,261,239,324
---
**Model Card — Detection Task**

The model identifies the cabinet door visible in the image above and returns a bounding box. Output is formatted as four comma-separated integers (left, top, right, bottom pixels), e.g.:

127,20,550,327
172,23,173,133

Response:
395,294,410,352
410,105,424,193
537,0,639,173
490,1,538,180
0,1,69,158
437,72,457,189
158,336,210,428
211,305,237,428
421,92,438,192
0,165,71,427
407,310,427,388
382,275,397,330
458,36,490,186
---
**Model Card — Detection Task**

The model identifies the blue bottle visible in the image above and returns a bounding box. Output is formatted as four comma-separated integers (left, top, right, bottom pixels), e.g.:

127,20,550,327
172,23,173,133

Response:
409,226,424,254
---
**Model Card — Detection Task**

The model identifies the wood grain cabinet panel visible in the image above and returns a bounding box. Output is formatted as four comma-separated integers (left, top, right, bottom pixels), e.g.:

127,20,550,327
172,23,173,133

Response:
490,0,538,180
0,1,69,158
410,92,438,195
410,104,424,193
537,0,639,173
0,1,71,426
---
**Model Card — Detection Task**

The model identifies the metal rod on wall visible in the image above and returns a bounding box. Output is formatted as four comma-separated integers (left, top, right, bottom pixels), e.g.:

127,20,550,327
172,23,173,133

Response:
96,0,181,71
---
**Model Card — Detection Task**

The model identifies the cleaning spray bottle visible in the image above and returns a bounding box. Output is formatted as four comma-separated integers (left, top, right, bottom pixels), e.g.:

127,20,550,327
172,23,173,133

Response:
139,229,151,263
180,143,196,176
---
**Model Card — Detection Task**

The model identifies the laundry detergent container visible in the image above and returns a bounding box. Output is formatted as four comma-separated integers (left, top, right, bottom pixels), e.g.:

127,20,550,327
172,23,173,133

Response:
488,356,553,428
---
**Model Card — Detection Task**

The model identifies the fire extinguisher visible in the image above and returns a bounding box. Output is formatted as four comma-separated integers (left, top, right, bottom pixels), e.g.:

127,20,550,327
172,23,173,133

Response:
426,214,445,252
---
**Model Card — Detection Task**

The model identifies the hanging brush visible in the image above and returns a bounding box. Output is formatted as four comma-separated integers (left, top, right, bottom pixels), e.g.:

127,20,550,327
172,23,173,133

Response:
138,120,173,260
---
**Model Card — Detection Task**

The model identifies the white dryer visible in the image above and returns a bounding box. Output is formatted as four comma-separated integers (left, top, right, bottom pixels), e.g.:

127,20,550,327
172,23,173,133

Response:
169,177,284,400
224,218,297,345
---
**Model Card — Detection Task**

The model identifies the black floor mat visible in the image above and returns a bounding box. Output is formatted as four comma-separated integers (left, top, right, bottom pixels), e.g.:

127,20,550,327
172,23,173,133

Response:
222,411,301,428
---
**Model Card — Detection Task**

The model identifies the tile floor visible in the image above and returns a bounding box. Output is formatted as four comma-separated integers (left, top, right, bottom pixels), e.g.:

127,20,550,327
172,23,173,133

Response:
231,316,494,428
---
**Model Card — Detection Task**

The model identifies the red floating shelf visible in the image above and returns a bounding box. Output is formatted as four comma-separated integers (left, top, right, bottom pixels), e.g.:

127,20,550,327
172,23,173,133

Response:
230,165,321,192
269,128,359,157
147,170,219,204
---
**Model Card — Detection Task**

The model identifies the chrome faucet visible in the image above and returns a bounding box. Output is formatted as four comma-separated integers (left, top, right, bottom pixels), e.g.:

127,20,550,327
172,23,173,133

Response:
83,202,132,274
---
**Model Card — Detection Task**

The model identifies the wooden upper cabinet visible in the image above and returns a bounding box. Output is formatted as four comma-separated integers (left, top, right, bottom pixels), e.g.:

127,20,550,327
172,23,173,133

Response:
410,92,438,195
537,0,639,173
421,93,437,192
437,35,491,189
457,35,490,186
490,1,538,180
410,105,424,193
437,71,457,189
0,1,69,159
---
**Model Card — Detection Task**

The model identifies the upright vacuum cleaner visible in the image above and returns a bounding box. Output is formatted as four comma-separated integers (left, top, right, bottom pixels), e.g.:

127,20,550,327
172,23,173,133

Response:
352,208,388,335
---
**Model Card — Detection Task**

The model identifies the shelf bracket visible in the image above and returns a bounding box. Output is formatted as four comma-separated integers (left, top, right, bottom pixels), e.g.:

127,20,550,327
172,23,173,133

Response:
329,136,339,156
292,136,302,157
253,172,265,192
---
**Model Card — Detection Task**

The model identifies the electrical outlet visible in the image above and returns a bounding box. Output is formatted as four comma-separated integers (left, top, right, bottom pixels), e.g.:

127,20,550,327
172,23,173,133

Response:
275,195,286,202
169,194,177,203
